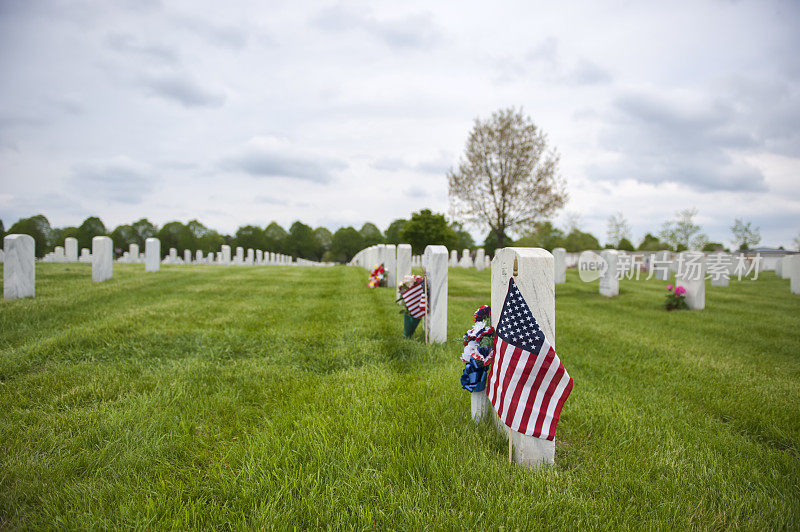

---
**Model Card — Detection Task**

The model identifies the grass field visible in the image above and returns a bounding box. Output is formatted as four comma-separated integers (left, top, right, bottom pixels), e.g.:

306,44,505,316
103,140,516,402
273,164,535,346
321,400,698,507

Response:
1,262,798,529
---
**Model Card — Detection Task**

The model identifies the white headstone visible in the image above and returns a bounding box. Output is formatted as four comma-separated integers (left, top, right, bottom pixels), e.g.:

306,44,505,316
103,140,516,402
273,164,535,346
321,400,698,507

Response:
676,251,706,310
491,247,556,467
553,247,566,284
145,238,160,272
449,249,458,266
183,249,191,264
788,255,800,295
246,248,254,265
79,248,91,262
599,250,619,297
168,248,177,263
92,236,113,282
384,244,397,288
459,249,473,268
475,248,486,271
129,243,139,263
65,237,78,262
3,234,35,299
256,249,263,264
235,247,244,265
423,245,448,343
195,250,203,263
54,246,65,263
396,244,412,292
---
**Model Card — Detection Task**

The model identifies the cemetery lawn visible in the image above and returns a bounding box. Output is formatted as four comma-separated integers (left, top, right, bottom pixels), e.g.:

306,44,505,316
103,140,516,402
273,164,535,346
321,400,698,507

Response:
1,263,799,529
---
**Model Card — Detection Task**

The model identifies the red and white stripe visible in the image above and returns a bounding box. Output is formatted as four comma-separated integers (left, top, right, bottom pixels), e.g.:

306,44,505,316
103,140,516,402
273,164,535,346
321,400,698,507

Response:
486,335,573,440
401,283,427,319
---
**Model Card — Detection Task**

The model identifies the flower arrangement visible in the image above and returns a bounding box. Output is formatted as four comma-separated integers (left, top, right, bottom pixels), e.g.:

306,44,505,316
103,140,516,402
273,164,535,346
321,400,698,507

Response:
368,264,386,288
460,305,495,392
664,284,689,311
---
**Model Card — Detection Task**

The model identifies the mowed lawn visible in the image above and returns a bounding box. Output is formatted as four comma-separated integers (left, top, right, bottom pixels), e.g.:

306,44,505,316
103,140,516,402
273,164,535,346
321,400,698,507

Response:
0,262,798,529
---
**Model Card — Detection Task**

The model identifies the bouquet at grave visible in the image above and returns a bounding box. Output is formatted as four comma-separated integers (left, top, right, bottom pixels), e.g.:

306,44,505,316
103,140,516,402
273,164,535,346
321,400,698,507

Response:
368,264,386,288
459,305,495,392
396,275,427,337
664,284,689,311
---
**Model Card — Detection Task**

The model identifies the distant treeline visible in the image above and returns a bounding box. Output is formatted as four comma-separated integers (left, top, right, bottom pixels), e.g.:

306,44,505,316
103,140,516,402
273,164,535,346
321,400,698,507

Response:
1,210,683,263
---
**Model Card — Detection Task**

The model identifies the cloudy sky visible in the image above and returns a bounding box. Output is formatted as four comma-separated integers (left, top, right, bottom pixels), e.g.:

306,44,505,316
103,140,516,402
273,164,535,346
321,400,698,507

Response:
1,0,798,247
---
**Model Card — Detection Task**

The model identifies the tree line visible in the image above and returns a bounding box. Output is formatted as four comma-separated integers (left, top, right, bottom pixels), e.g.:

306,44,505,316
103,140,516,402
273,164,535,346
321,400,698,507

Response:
0,208,764,263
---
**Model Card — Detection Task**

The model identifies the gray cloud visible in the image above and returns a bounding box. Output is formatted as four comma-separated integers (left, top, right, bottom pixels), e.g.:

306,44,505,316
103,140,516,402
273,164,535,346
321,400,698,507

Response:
105,32,179,65
405,186,429,199
139,73,225,108
221,137,346,183
312,5,440,49
68,158,155,204
592,90,768,191
372,152,452,174
172,15,249,49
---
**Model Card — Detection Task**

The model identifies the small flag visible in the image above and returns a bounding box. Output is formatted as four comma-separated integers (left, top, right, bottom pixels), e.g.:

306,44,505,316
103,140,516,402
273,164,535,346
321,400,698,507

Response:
487,277,573,440
401,281,427,319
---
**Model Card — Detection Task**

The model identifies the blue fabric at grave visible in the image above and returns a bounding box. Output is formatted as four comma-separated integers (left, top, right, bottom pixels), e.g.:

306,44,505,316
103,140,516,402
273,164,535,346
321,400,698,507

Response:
461,359,488,392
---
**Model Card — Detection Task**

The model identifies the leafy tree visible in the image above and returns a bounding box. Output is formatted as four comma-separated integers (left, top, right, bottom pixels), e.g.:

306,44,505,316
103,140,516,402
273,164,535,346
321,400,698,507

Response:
131,218,158,247
448,107,566,249
400,209,454,255
659,208,707,251
483,230,509,257
448,222,475,251
313,227,333,260
264,222,288,253
234,225,266,251
197,230,225,254
76,216,107,250
359,223,384,247
638,233,665,251
384,219,407,245
617,237,635,251
157,221,193,256
515,221,564,251
563,229,600,252
730,218,761,251
330,226,364,263
110,224,138,254
606,211,632,248
8,214,52,257
287,221,317,259
702,242,725,252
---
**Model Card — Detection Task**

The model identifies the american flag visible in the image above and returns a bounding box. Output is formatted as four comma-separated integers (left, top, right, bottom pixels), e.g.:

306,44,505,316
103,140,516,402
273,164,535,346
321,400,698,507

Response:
487,277,573,440
401,282,427,319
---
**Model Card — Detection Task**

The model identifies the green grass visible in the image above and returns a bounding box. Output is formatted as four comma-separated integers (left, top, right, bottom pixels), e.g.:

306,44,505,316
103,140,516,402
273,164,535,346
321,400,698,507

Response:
1,262,798,529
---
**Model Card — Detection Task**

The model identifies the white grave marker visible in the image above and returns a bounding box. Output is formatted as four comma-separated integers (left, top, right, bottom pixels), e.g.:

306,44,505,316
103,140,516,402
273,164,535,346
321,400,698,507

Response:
92,236,113,282
3,234,35,299
423,245,448,343
145,238,160,272
65,237,78,262
553,247,566,284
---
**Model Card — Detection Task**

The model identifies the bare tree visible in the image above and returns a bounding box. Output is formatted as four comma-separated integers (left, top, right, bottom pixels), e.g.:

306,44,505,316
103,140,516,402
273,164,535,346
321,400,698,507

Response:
606,211,632,247
448,107,566,248
730,218,761,251
659,208,708,251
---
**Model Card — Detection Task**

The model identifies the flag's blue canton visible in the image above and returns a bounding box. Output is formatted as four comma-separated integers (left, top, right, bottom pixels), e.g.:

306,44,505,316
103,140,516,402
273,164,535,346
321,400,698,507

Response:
496,277,545,354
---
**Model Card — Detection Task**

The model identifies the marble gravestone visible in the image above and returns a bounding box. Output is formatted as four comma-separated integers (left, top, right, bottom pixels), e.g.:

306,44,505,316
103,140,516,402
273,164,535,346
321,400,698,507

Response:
256,250,263,264
396,244,412,294
196,250,203,263
676,251,706,309
384,244,397,289
789,255,800,295
235,247,244,265
553,247,566,284
475,248,486,271
3,234,35,299
92,236,113,282
145,238,160,272
459,249,473,268
80,248,91,262
246,248,254,266
184,250,191,264
599,250,619,297
54,246,65,263
65,237,78,262
490,247,557,468
221,245,231,264
423,245,448,343
449,249,458,266
129,243,139,263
